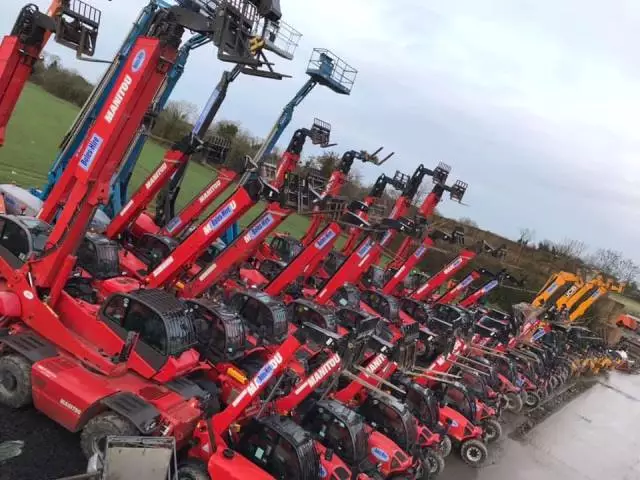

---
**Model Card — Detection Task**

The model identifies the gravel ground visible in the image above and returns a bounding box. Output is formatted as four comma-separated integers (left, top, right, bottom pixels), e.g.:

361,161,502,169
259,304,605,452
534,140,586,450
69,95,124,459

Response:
0,404,86,479
0,377,603,479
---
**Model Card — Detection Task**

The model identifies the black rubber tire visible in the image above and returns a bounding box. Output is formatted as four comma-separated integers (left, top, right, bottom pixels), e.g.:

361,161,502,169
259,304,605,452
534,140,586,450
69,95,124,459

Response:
80,411,138,459
178,461,210,480
423,449,446,477
0,354,32,408
438,434,452,458
505,392,524,414
525,390,541,408
460,439,488,468
482,418,503,443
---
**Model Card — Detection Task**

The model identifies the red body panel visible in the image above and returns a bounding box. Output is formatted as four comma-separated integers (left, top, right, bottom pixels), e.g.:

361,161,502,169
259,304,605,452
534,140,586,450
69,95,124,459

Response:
146,188,254,288
382,237,434,295
410,250,476,302
0,36,39,146
31,355,202,444
264,222,342,297
180,203,290,297
161,168,237,237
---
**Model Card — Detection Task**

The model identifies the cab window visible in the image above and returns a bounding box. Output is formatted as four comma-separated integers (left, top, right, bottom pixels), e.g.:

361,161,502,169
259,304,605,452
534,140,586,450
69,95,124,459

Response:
123,302,167,355
0,220,29,259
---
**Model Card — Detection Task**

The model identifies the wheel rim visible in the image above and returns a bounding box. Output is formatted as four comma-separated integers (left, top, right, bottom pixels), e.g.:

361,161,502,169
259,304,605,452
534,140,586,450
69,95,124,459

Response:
0,371,17,392
91,435,107,455
427,456,438,474
485,424,497,441
466,446,483,462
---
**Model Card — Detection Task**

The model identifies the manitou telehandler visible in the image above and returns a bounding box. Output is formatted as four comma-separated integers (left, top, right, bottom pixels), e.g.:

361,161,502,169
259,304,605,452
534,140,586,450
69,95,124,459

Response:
113,23,301,243
0,1,291,459
341,170,409,256
387,168,467,272
236,148,390,291
256,147,392,267
0,0,102,147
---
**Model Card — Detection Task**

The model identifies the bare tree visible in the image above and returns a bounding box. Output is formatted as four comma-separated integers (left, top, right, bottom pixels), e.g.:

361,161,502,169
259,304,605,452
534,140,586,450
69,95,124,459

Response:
518,228,536,246
553,237,587,259
617,258,640,283
459,217,478,228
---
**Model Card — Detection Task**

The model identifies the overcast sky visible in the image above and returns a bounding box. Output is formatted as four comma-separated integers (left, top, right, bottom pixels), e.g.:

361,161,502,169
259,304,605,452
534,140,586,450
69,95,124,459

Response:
2,0,640,263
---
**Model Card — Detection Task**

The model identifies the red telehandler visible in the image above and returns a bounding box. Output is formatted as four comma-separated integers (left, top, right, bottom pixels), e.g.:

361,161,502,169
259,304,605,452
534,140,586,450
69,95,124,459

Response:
0,2,291,458
387,175,467,272
340,170,408,256
0,0,102,146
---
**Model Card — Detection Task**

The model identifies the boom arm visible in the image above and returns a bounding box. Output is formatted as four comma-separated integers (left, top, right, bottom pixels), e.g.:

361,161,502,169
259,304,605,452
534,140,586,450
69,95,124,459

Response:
410,249,476,302
35,32,182,302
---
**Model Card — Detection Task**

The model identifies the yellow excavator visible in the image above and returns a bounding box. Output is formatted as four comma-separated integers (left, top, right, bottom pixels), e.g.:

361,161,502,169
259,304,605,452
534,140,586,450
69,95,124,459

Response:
531,271,583,307
567,277,626,321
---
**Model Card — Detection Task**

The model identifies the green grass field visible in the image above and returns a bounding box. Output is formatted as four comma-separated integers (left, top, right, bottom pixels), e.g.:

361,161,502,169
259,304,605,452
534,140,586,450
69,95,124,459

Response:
0,84,310,237
610,293,640,315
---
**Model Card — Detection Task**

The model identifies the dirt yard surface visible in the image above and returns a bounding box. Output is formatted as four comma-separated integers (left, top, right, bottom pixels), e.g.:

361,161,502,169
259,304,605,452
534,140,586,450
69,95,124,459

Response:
1,372,639,479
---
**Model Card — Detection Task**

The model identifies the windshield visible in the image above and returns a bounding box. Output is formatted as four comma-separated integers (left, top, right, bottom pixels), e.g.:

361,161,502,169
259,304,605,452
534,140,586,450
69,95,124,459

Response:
21,218,51,255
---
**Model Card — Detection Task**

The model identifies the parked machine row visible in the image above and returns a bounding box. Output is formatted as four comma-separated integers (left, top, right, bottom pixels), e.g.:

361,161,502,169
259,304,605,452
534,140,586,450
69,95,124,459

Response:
0,1,623,479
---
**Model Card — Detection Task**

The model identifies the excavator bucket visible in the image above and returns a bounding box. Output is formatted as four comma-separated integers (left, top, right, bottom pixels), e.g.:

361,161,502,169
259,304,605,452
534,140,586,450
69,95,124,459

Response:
309,118,332,146
432,162,451,185
450,179,468,202
53,0,102,57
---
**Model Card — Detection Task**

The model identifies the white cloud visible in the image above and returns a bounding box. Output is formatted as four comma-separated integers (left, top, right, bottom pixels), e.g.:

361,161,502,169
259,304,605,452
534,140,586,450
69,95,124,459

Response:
1,0,639,263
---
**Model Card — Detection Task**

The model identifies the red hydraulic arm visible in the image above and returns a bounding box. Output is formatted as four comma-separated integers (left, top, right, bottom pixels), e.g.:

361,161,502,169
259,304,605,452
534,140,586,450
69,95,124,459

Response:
179,200,291,297
0,3,60,146
388,169,468,271
433,271,480,304
145,178,259,289
300,171,346,246
459,278,500,308
381,236,434,295
458,269,521,308
160,168,237,236
410,249,476,302
341,171,406,255
300,147,391,246
211,328,307,435
177,122,332,297
265,221,342,296
35,35,180,301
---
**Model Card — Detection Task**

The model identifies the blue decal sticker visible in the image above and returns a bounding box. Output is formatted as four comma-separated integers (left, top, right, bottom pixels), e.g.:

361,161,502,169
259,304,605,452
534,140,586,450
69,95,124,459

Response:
244,214,274,242
131,49,147,73
204,201,236,235
255,362,275,387
319,465,328,478
165,217,182,234
460,275,475,288
371,447,390,462
79,134,103,171
314,228,337,250
414,245,427,258
532,328,546,341
357,240,373,259
480,279,499,294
